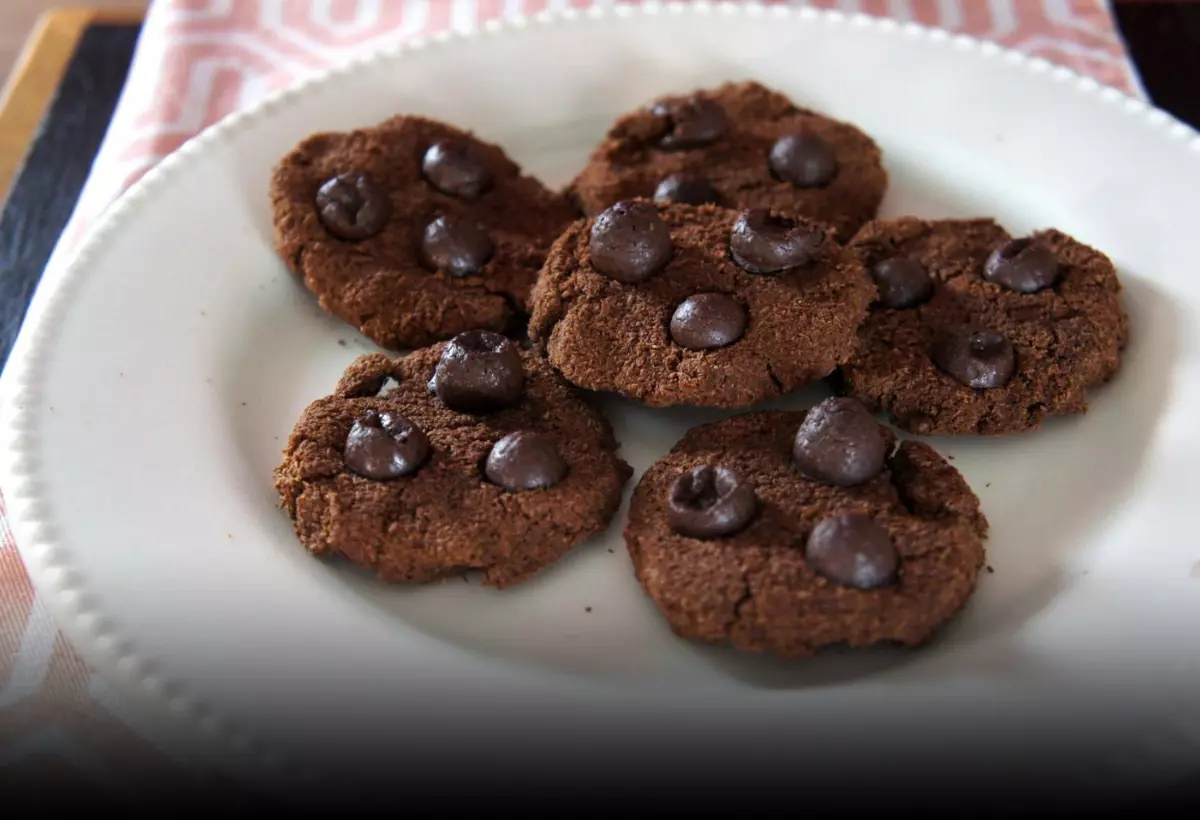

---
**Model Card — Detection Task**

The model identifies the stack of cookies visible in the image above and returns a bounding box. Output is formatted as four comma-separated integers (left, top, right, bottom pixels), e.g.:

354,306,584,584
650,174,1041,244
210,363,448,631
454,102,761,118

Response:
270,81,1128,659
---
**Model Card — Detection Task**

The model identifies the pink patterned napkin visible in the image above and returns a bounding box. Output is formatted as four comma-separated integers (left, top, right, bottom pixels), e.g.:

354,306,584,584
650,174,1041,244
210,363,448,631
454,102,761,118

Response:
0,0,1140,793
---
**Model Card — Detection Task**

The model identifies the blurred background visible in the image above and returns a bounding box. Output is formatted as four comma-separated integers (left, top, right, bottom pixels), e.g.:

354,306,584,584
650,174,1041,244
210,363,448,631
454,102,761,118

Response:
2,2,149,80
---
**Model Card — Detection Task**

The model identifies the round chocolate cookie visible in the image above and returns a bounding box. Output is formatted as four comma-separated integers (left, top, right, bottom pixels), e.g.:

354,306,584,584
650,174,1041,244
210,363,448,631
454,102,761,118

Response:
837,217,1130,435
527,200,875,408
270,116,578,350
624,401,988,658
568,81,887,240
273,336,632,588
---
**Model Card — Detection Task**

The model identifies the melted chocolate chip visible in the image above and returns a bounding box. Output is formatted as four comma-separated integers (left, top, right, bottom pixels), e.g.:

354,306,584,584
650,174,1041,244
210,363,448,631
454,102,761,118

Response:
871,257,933,309
589,200,673,283
485,431,568,491
792,397,888,487
983,238,1061,293
653,174,720,206
650,95,728,150
729,209,826,274
669,293,747,350
431,330,524,413
419,213,494,277
768,133,838,189
805,514,898,589
421,140,493,199
315,171,391,240
933,325,1017,389
344,409,430,479
667,465,757,539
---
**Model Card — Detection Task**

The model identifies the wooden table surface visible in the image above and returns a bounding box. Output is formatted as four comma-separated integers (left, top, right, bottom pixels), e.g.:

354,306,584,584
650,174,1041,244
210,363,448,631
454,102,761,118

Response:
0,0,147,86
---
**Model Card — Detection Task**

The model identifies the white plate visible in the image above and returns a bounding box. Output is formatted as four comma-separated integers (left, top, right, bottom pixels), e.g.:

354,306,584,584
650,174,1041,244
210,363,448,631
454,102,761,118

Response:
4,1,1200,796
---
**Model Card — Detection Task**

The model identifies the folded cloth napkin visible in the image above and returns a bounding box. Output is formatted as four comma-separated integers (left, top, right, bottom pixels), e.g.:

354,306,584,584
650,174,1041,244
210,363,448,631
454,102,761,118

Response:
0,0,1142,797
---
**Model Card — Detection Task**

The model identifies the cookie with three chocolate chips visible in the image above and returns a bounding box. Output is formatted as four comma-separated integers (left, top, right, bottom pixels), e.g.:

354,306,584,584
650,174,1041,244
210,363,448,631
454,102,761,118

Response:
527,199,875,408
270,116,578,350
836,217,1129,435
624,398,988,658
273,332,632,589
568,80,887,239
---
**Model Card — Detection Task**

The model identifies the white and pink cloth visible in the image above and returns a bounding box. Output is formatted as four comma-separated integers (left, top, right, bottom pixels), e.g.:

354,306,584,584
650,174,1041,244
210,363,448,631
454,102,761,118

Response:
0,0,1141,793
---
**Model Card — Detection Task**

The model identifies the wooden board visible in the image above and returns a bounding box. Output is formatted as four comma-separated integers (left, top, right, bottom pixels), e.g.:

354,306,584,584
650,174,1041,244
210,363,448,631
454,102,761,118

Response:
0,11,141,367
0,7,144,207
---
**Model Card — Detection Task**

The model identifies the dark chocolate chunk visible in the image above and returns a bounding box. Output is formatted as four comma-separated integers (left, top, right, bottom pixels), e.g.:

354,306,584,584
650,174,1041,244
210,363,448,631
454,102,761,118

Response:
792,397,888,487
933,325,1017,389
344,409,430,479
729,208,826,274
653,174,720,206
589,200,674,283
419,213,494,277
768,133,838,189
431,330,525,412
650,95,728,150
421,140,493,199
315,171,391,240
485,431,569,491
667,465,757,539
805,514,898,589
669,293,747,350
870,256,932,309
983,238,1061,293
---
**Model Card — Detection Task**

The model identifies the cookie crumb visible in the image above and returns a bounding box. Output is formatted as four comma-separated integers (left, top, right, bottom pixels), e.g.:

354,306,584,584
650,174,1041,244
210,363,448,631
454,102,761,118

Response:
585,606,593,613
986,565,994,574
241,401,247,406
337,339,347,347
985,482,992,488
606,548,614,554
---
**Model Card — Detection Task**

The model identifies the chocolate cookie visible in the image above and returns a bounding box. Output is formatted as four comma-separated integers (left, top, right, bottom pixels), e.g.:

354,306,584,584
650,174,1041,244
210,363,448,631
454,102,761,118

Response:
837,217,1129,435
624,400,987,658
273,333,632,588
270,116,578,350
568,81,887,239
527,200,874,408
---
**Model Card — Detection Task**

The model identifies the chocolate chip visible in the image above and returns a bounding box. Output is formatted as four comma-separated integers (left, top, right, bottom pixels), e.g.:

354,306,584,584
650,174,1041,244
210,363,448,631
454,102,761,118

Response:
729,209,826,274
768,133,838,188
653,174,720,206
432,330,524,413
650,95,728,150
421,139,493,199
670,293,746,350
933,325,1016,389
344,409,430,479
668,465,757,539
983,238,1061,293
589,200,673,283
419,213,494,277
485,431,568,491
792,397,887,487
315,171,391,240
870,257,933,309
805,514,898,589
